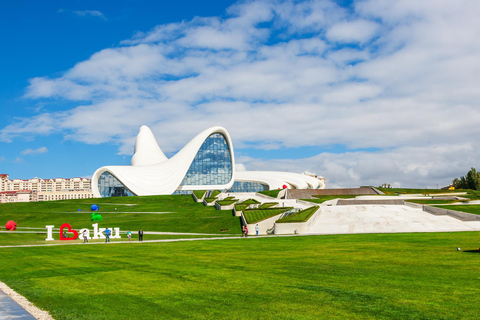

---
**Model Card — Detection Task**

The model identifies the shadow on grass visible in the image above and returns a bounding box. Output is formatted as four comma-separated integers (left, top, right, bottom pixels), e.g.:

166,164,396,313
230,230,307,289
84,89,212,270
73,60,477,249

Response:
463,249,480,253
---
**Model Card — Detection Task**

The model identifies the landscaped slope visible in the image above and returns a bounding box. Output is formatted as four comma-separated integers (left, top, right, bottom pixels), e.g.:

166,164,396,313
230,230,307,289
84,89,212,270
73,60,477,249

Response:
1,233,480,319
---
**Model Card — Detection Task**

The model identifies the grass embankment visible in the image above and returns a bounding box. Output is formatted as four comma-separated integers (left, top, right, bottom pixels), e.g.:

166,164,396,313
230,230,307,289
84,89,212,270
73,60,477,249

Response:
216,199,238,206
434,204,480,216
0,195,242,245
193,190,206,199
377,187,474,195
1,233,480,319
407,199,459,205
258,202,278,209
303,195,356,204
276,206,319,223
243,208,292,224
259,189,281,198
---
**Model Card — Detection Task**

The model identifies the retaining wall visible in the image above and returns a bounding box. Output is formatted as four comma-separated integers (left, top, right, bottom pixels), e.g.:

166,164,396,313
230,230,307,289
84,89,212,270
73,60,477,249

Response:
245,213,283,235
423,205,480,221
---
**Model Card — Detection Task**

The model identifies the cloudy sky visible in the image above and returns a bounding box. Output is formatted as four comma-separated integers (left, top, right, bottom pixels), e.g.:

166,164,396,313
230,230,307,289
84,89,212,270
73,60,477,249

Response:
1,0,479,188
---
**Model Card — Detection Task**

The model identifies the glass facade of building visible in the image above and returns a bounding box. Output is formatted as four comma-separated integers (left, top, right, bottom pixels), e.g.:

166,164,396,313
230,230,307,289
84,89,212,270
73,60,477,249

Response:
228,181,269,193
98,172,135,197
180,133,233,186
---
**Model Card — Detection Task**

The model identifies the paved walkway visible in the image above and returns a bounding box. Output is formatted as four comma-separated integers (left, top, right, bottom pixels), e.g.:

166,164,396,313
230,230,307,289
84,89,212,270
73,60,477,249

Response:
0,290,36,320
306,205,480,234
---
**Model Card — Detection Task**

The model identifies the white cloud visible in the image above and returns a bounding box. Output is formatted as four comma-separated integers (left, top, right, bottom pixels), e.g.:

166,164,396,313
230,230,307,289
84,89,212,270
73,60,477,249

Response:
21,147,48,155
3,0,480,187
326,19,380,44
58,9,107,21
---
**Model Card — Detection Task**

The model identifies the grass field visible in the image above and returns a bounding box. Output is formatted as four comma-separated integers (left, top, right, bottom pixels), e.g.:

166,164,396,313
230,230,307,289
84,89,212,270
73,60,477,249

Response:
0,195,242,245
434,204,480,216
1,232,480,319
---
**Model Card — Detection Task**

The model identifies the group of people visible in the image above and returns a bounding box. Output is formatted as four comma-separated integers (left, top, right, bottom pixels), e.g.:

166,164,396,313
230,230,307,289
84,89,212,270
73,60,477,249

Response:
81,228,144,243
242,224,260,237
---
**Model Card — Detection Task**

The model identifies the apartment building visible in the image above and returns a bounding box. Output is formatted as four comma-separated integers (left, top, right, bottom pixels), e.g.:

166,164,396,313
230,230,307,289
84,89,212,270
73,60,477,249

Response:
0,174,93,202
0,190,37,203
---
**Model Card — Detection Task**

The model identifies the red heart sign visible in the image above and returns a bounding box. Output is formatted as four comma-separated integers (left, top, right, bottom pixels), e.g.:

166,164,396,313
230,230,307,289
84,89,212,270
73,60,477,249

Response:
59,223,78,240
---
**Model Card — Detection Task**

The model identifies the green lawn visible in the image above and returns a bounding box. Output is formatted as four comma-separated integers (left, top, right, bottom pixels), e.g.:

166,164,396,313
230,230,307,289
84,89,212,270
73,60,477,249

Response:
407,199,459,205
0,195,242,246
276,206,319,223
259,189,281,198
304,195,356,204
1,232,480,319
434,204,480,216
258,202,278,209
243,208,291,224
377,187,473,195
193,190,206,199
216,199,238,206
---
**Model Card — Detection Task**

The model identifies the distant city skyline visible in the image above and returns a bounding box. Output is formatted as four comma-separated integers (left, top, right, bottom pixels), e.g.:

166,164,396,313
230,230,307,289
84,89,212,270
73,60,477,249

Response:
1,0,479,188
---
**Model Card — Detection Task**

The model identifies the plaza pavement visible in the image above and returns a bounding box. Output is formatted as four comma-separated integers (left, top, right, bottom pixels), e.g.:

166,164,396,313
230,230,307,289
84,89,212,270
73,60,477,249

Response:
0,290,36,320
306,205,480,234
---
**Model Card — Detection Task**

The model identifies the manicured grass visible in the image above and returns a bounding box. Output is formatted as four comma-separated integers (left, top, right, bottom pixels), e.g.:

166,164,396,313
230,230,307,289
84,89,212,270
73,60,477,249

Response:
243,208,291,224
204,197,217,203
407,199,459,205
259,189,281,198
258,202,278,209
210,190,221,198
378,187,471,195
276,206,319,223
216,199,238,206
0,195,242,245
304,195,356,204
193,190,206,199
234,204,248,212
1,233,480,319
239,198,260,205
434,204,480,216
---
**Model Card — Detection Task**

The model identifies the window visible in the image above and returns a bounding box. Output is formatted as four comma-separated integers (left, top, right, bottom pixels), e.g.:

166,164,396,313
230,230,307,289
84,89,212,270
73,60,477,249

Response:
228,181,269,193
180,133,233,186
98,172,135,197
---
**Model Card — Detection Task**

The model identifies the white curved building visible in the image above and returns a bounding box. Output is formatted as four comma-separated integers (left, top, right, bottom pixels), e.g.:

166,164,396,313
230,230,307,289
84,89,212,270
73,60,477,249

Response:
92,126,325,197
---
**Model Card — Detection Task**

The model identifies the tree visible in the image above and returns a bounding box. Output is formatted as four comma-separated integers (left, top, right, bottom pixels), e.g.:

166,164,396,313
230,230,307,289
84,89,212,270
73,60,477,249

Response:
452,168,480,190
466,167,480,190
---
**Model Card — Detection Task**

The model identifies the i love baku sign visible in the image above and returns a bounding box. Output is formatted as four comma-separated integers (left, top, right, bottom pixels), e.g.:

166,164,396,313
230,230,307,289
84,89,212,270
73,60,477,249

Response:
45,223,121,241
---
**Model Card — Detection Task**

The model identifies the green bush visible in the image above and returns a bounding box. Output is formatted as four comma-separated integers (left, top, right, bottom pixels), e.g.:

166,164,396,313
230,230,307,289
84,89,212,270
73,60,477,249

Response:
276,206,319,223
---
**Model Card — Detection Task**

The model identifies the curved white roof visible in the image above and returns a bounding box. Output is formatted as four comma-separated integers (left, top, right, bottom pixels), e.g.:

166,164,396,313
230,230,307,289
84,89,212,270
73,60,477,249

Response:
92,125,325,197
92,126,235,196
235,171,325,190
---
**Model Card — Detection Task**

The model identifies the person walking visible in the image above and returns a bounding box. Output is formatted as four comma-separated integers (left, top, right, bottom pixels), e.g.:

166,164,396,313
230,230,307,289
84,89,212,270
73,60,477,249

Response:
83,229,88,243
105,228,111,243
138,229,143,241
127,229,132,242
255,224,259,236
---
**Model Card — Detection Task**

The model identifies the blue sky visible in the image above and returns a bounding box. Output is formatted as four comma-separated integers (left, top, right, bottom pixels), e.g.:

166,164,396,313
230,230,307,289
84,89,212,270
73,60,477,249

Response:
1,0,480,188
